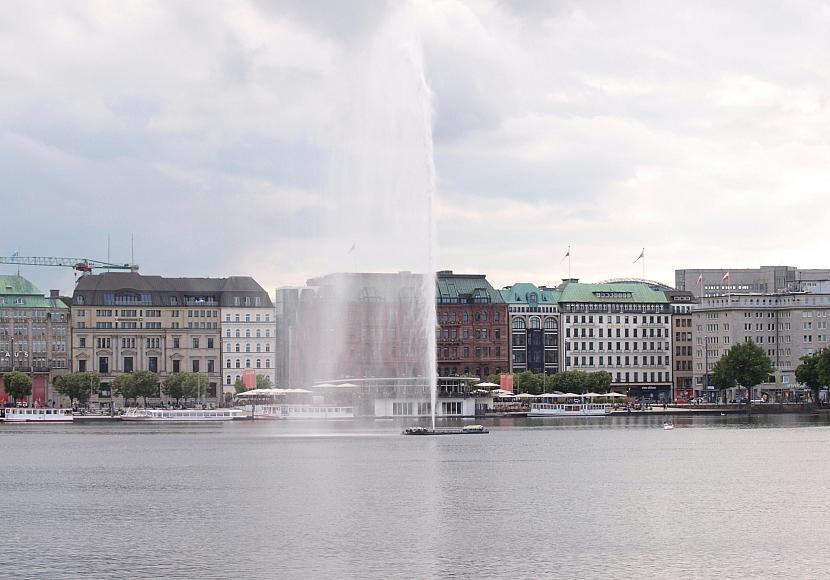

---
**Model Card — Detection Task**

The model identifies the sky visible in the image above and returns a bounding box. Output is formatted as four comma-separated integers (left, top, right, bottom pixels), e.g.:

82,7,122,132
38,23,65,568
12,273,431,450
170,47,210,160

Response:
3,0,830,296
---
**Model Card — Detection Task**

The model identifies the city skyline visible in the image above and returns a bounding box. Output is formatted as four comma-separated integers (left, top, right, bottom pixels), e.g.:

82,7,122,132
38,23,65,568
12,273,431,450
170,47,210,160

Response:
4,2,830,295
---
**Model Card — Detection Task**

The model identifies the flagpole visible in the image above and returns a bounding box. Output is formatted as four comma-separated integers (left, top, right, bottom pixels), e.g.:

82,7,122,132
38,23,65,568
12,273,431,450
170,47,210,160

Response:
568,245,571,279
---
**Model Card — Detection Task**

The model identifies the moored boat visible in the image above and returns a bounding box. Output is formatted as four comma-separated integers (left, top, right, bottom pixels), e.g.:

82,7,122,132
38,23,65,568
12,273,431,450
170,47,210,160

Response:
120,409,246,422
403,424,489,435
2,408,74,423
252,404,355,420
527,402,612,417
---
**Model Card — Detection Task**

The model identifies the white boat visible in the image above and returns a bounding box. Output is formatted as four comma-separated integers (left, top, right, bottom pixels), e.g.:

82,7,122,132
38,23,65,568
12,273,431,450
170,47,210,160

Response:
527,402,612,417
252,404,355,420
2,408,74,423
120,408,246,422
663,421,674,430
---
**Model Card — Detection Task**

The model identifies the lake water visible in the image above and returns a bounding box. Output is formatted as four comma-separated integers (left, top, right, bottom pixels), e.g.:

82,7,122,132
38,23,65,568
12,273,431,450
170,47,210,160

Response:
3,414,830,579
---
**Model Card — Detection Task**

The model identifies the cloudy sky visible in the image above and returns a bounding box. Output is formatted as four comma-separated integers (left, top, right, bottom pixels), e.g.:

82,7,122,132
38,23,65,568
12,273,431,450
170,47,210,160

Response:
3,0,830,296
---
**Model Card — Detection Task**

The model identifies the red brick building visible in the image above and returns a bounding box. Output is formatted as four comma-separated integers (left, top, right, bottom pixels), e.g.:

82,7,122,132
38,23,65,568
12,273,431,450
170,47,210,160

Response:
436,271,508,378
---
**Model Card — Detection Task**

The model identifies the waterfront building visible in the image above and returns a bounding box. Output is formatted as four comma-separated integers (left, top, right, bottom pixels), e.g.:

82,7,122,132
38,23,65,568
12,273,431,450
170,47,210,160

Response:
435,271,508,378
220,280,275,393
499,283,560,374
274,286,303,387
71,273,269,407
675,266,830,298
692,290,830,400
664,289,696,402
558,280,673,402
0,275,70,405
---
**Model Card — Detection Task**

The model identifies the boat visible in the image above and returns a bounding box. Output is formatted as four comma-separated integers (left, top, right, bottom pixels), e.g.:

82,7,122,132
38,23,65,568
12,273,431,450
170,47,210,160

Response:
251,404,355,420
527,402,612,417
402,424,489,435
1,407,74,423
120,408,247,422
663,421,674,430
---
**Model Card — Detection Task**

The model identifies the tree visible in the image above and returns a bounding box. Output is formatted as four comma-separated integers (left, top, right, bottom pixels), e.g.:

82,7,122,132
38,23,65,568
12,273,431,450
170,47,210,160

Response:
233,377,246,394
54,372,99,406
3,371,32,403
183,372,210,403
711,341,773,411
796,349,830,404
162,373,188,405
515,371,543,394
256,374,273,389
587,371,613,393
112,374,138,404
132,371,160,407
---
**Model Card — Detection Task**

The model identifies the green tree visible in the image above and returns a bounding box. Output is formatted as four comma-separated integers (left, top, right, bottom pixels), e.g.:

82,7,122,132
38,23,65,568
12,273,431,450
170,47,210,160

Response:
796,349,830,404
112,373,138,404
184,372,210,403
587,371,613,393
162,373,188,405
131,371,160,407
711,341,773,411
54,372,99,406
3,371,32,403
233,377,246,394
256,374,273,389
516,371,543,394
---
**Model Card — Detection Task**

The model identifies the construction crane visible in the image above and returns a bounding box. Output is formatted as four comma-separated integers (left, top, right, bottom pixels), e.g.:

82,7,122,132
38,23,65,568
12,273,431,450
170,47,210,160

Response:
0,256,139,274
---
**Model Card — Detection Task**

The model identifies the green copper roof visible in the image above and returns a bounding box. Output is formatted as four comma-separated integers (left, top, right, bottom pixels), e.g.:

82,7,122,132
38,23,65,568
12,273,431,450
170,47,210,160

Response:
436,272,504,303
0,275,67,309
500,283,560,305
558,282,668,304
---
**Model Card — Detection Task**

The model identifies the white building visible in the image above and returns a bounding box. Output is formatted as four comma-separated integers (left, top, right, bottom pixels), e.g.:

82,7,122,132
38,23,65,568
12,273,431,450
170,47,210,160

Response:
220,284,276,394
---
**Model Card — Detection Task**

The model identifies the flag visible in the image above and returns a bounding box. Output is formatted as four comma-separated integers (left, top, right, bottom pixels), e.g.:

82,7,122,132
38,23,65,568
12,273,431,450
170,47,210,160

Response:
633,248,645,263
722,272,730,283
697,274,703,285
347,243,356,254
560,246,570,262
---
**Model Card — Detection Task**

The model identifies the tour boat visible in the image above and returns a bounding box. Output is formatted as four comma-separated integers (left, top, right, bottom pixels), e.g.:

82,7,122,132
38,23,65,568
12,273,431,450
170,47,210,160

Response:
2,408,74,423
252,404,355,420
527,402,612,417
402,424,489,435
120,408,247,422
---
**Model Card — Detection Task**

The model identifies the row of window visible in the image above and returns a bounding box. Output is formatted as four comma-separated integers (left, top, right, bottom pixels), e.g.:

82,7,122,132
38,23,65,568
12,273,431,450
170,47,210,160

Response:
225,313,271,323
225,358,272,369
225,343,271,353
565,341,670,352
566,326,665,339
79,356,216,374
566,355,668,367
225,328,272,338
438,328,502,340
438,346,502,359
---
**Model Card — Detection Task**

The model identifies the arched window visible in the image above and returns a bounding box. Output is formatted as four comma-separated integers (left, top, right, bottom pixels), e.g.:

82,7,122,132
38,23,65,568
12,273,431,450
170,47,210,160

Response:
235,359,241,368
265,329,271,337
530,317,541,329
528,292,538,304
235,314,240,322
265,360,270,368
256,329,261,338
235,329,240,338
256,359,261,368
245,314,250,322
245,359,251,368
512,318,526,330
226,359,231,368
265,344,270,352
245,329,251,338
225,329,231,337
256,343,261,352
544,317,557,330
235,343,240,352
226,376,231,385
245,344,251,353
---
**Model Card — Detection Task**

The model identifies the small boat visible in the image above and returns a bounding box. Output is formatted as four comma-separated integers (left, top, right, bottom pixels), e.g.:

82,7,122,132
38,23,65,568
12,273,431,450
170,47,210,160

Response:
528,402,612,417
662,421,674,430
403,425,489,436
252,404,354,420
120,409,246,422
1,408,74,423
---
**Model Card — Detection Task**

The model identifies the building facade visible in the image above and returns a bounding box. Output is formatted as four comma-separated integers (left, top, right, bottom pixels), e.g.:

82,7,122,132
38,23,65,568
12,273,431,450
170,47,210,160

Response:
692,291,830,401
499,283,560,374
220,280,275,393
665,289,696,402
0,275,70,405
435,271,508,378
558,281,673,402
676,266,830,298
71,273,268,406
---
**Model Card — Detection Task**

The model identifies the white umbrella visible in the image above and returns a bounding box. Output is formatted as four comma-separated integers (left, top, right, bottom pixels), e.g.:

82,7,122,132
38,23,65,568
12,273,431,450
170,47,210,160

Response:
475,382,500,388
311,383,336,388
515,392,537,399
561,393,580,398
581,392,602,398
604,392,628,398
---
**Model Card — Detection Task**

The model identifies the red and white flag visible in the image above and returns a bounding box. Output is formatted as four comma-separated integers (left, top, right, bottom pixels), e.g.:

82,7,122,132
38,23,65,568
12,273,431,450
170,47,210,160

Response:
697,274,703,286
561,246,571,262
633,248,645,264
722,272,730,283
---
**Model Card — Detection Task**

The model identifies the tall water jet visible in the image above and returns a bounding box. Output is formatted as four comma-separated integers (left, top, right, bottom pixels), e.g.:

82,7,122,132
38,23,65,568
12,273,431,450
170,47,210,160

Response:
283,4,438,425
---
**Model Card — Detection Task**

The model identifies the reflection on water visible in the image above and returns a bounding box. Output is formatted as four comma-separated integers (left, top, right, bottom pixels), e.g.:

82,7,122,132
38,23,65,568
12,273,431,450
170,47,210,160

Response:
3,415,830,579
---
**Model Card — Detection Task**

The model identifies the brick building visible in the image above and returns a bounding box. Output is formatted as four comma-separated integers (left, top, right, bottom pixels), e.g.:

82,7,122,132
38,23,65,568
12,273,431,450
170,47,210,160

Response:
436,271,508,378
665,289,696,402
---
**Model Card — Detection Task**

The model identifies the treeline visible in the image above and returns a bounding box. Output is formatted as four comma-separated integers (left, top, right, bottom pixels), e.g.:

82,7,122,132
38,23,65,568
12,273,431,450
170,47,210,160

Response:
485,370,613,395
53,371,213,406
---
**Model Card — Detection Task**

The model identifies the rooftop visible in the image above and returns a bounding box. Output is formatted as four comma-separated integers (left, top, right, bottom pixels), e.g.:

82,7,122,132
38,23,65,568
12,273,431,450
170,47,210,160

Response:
558,282,669,304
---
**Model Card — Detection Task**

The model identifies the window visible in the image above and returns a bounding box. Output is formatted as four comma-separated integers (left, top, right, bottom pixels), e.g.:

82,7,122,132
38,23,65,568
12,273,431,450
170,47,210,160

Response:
192,360,200,372
123,357,134,373
78,359,87,372
207,338,214,349
98,357,109,374
173,338,180,349
148,356,158,373
207,359,215,373
172,359,181,373
245,359,251,368
235,359,241,368
192,338,200,349
256,359,261,368
79,337,87,348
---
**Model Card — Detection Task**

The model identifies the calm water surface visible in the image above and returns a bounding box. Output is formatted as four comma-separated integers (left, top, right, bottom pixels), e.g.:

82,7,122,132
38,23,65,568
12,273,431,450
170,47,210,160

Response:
3,414,830,579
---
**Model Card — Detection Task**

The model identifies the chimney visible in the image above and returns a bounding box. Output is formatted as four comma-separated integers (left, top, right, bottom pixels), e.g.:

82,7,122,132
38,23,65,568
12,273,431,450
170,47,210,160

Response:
50,289,60,298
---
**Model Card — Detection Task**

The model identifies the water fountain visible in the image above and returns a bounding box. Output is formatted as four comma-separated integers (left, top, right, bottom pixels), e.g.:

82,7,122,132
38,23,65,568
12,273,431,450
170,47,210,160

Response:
284,5,438,428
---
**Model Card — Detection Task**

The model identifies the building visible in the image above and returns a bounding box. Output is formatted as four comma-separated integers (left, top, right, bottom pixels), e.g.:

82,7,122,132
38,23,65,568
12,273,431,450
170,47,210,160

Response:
274,286,303,387
435,271,508,378
676,266,830,298
0,275,70,405
692,290,830,401
220,279,275,393
71,273,270,407
665,289,696,402
499,283,560,374
558,280,673,402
